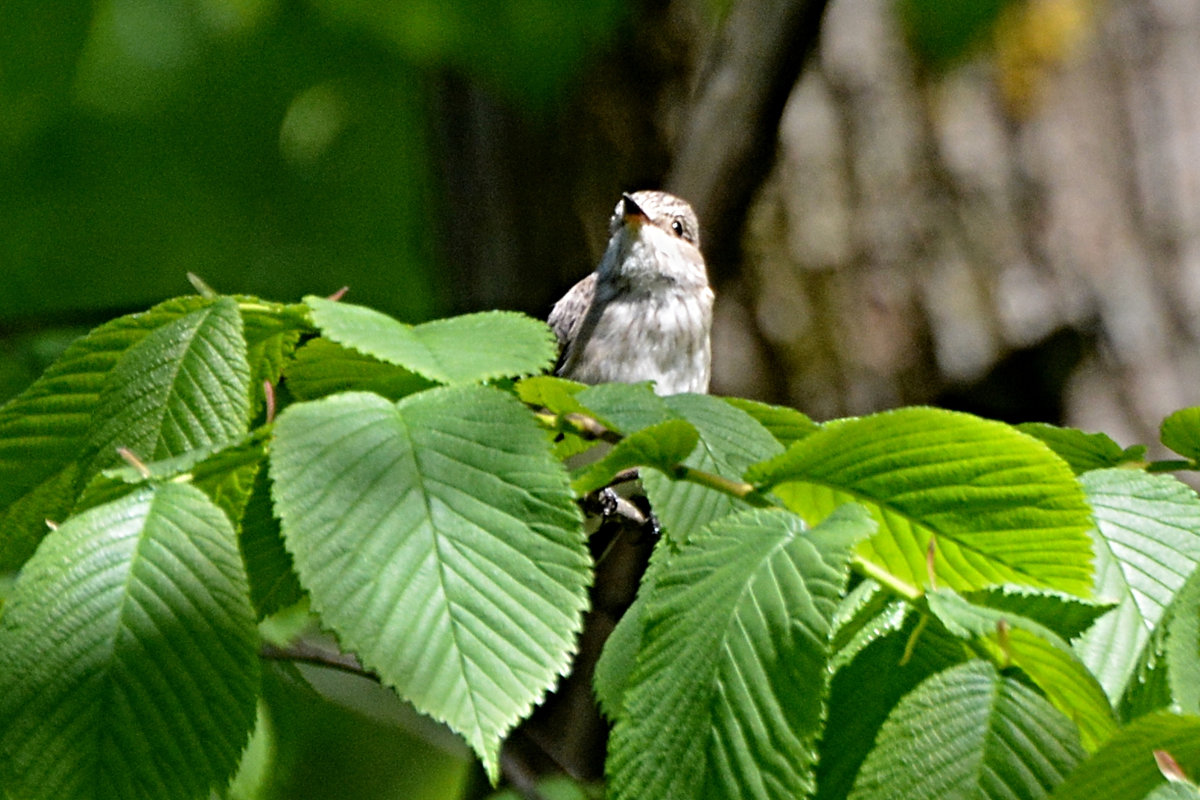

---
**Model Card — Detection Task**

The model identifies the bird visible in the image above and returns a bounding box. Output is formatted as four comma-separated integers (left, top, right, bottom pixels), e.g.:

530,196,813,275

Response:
548,190,714,395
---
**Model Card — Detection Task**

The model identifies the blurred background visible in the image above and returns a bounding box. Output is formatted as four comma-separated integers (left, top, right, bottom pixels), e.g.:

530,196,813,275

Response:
4,0,1200,796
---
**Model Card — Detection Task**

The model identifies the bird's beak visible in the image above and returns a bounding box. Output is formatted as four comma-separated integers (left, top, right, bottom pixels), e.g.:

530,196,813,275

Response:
621,193,649,224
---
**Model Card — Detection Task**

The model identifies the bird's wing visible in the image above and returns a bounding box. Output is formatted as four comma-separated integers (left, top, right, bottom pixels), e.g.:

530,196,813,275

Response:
547,272,597,374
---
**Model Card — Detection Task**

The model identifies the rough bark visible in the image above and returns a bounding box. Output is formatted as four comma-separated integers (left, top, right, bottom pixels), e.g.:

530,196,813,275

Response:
726,0,1200,448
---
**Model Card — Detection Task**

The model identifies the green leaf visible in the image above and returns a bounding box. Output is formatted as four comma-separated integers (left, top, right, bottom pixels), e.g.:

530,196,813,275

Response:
515,375,588,415
606,505,875,800
240,461,303,619
0,296,212,569
925,589,1118,750
574,381,674,433
963,585,1114,641
516,375,595,459
238,298,310,413
1075,470,1200,702
1119,564,1200,720
284,338,436,401
747,407,1094,596
84,296,253,476
553,381,677,466
1147,784,1200,800
188,434,267,524
643,393,785,541
570,419,699,495
723,397,819,448
1017,422,1146,474
1118,616,1174,722
829,582,909,669
847,660,1085,800
1162,407,1200,461
1049,712,1200,800
306,296,557,384
0,483,260,800
818,613,966,800
270,387,589,781
74,431,267,524
1166,568,1200,715
594,396,838,721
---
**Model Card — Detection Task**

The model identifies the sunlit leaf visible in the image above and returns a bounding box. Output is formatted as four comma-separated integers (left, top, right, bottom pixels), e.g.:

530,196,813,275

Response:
748,407,1094,595
607,505,875,800
964,584,1114,642
643,393,784,541
723,397,818,448
307,296,557,385
284,338,436,401
574,381,674,433
1018,422,1145,474
1075,470,1200,702
829,580,908,669
1162,407,1200,461
1119,564,1200,721
1166,568,1200,715
515,375,588,415
270,386,589,780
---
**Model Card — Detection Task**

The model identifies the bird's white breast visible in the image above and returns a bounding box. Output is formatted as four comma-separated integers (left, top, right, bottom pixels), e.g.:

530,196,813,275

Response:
566,283,714,394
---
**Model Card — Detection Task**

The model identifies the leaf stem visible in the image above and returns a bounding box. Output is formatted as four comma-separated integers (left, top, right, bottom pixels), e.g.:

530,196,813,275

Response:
899,614,928,666
852,554,923,600
670,464,773,507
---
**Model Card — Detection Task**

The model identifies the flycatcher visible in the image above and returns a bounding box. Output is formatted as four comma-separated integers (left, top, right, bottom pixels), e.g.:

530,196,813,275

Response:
549,190,714,395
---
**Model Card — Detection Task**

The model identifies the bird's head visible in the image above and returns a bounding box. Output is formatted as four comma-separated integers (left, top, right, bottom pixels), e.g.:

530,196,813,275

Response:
601,190,708,289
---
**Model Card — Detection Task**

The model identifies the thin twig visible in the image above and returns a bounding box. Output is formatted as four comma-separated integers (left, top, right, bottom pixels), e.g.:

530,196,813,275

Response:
260,641,374,679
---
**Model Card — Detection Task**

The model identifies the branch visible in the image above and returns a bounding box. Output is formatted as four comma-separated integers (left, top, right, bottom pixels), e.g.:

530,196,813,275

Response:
260,640,375,679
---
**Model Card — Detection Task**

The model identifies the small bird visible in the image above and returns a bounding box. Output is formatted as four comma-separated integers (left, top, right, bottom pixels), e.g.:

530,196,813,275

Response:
549,190,714,395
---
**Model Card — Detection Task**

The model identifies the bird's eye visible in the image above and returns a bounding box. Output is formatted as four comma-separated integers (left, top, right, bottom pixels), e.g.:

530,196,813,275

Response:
671,219,686,238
